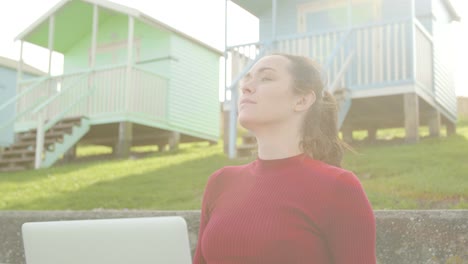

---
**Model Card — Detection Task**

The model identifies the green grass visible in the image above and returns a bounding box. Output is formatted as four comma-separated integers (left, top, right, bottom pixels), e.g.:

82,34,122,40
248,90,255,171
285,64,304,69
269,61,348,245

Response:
0,119,467,210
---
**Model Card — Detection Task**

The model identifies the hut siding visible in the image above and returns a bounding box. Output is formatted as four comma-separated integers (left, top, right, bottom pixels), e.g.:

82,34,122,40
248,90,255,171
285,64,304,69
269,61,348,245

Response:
64,15,171,76
432,0,457,118
168,34,220,139
0,67,17,146
59,15,173,121
252,0,456,119
0,68,38,146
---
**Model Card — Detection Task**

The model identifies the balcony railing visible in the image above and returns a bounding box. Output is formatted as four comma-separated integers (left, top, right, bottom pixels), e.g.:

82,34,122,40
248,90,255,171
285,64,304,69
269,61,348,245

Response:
227,19,431,92
14,65,169,128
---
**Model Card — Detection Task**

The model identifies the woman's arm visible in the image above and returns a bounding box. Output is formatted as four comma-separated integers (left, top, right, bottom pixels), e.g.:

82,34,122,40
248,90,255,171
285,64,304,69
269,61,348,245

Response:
326,172,376,264
193,168,224,264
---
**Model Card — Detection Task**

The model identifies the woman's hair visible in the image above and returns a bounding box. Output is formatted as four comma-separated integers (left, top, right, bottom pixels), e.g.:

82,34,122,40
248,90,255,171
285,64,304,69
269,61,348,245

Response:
274,53,344,167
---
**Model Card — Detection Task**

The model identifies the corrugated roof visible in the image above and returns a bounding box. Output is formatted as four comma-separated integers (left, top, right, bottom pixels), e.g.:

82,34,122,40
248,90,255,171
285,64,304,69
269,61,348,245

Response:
0,56,46,76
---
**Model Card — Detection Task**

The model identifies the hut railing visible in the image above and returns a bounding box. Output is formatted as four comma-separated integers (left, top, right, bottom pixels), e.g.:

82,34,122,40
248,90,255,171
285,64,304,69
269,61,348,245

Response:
226,19,423,92
11,64,170,129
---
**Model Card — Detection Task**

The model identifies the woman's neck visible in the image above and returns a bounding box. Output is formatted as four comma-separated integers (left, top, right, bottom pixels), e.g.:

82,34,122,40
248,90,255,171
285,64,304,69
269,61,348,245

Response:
253,123,303,160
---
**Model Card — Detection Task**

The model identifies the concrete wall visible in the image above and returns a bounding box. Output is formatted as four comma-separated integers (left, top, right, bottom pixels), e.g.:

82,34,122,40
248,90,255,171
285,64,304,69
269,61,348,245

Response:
0,210,466,264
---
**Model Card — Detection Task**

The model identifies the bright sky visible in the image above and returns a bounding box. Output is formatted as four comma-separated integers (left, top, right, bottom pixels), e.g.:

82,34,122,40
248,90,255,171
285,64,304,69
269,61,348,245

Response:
0,0,467,97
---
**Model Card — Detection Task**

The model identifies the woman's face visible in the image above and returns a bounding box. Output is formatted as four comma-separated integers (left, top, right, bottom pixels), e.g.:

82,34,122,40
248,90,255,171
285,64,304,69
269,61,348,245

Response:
238,55,300,130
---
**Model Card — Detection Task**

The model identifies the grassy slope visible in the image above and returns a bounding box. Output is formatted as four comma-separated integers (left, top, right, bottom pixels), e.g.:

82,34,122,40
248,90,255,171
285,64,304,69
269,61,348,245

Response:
0,120,466,210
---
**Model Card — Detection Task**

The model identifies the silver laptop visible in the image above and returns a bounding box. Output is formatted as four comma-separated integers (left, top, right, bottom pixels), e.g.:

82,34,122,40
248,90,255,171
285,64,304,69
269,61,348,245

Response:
22,216,192,264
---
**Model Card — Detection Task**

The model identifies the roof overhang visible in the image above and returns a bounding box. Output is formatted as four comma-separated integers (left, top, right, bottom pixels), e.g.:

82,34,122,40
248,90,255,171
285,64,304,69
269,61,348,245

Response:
229,0,271,17
231,0,461,22
442,0,461,22
15,0,222,55
0,56,46,76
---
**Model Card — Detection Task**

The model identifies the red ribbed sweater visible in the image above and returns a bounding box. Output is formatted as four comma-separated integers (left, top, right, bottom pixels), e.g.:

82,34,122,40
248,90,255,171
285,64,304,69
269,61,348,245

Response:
193,154,376,264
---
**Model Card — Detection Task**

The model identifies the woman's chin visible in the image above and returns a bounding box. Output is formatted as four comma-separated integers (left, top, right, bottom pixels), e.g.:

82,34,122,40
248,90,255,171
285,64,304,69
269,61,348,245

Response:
238,116,257,130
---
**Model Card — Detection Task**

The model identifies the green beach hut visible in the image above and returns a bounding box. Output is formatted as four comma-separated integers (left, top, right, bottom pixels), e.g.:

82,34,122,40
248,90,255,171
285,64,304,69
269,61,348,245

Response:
0,0,222,172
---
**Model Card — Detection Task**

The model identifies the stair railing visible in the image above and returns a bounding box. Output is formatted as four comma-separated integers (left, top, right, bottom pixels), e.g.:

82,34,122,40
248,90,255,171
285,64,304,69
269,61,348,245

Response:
0,77,49,133
328,51,356,95
323,29,356,128
31,72,96,169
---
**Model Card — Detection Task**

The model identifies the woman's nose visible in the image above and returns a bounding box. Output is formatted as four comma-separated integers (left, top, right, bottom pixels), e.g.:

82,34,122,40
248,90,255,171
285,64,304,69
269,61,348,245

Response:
241,80,255,94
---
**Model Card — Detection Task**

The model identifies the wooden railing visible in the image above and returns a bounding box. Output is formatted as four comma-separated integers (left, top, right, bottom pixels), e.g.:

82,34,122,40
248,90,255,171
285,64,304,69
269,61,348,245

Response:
130,66,169,121
14,65,169,124
414,21,434,93
226,19,420,91
86,65,127,116
353,21,412,87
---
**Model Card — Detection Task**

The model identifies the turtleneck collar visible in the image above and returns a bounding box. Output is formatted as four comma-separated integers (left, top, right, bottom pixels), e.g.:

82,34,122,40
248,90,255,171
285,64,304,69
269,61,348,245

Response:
253,153,308,173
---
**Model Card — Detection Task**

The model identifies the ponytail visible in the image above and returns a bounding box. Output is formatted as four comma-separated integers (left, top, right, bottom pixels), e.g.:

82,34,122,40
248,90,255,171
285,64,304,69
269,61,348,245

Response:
274,53,344,167
301,90,343,167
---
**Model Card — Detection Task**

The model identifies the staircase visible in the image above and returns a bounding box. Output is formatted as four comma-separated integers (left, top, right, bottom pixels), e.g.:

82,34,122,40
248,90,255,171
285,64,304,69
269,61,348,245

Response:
0,116,90,172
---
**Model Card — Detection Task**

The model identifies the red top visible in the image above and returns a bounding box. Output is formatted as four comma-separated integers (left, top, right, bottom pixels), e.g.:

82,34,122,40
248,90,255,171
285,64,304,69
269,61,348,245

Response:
193,153,376,264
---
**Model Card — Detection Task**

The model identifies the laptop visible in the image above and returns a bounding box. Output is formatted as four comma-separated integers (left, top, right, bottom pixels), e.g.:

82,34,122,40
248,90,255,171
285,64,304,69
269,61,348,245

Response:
21,216,192,264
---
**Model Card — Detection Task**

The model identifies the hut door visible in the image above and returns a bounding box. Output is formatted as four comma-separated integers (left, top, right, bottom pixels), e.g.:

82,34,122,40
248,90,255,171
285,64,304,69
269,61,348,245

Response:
89,38,141,67
298,0,381,33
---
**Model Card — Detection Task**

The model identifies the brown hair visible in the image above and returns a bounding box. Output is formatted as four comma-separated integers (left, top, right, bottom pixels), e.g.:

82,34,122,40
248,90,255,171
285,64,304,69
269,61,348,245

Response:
274,53,344,167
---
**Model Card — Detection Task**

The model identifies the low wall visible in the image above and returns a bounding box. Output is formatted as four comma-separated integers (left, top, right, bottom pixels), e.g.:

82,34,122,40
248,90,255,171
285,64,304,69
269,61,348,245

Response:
0,210,467,264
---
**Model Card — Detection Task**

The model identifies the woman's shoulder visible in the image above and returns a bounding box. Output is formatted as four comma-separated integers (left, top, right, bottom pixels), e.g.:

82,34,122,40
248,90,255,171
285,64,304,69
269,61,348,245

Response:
300,157,363,189
205,162,253,186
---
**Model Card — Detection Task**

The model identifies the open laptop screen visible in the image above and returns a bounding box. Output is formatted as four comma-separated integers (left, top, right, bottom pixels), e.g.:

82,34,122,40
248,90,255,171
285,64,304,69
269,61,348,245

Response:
22,216,192,264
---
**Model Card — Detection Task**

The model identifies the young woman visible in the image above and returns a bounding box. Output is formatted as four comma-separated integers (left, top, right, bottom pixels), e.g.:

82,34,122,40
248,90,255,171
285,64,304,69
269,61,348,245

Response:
193,54,376,264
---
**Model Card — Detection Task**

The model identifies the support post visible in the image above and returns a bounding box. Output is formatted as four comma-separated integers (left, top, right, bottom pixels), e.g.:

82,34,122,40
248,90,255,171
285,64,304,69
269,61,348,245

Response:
272,0,277,41
126,15,134,112
428,108,441,137
446,122,456,136
223,102,230,154
90,4,98,69
16,41,24,86
224,0,230,155
347,0,352,28
228,88,238,159
116,121,132,158
35,115,44,169
404,93,419,143
342,125,353,143
409,0,417,82
368,127,377,142
47,16,55,75
168,131,180,151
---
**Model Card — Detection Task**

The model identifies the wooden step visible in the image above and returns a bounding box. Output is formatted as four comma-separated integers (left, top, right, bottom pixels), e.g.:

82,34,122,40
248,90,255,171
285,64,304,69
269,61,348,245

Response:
10,138,58,149
0,116,85,172
0,165,28,172
18,131,65,142
0,157,34,165
57,116,82,126
0,149,35,158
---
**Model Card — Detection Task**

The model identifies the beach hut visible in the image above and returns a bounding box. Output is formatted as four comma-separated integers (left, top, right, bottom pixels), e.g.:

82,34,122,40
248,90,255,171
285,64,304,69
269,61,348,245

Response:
0,0,222,171
225,0,460,157
0,57,45,147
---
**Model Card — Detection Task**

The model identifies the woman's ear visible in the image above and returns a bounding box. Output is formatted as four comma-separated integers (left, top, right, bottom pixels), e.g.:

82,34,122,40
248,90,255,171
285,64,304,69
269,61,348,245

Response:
294,92,316,112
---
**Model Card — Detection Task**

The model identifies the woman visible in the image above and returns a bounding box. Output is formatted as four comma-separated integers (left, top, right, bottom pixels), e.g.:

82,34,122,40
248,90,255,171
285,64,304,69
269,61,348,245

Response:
193,53,376,264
